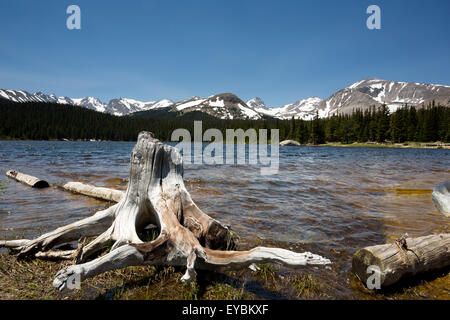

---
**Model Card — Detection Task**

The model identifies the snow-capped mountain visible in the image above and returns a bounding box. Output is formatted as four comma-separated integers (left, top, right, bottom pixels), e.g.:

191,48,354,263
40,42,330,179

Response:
0,89,60,104
107,98,173,116
172,93,262,120
248,97,323,120
71,97,107,113
246,97,267,112
1,78,449,120
317,78,450,116
247,78,450,120
0,88,260,119
0,89,174,116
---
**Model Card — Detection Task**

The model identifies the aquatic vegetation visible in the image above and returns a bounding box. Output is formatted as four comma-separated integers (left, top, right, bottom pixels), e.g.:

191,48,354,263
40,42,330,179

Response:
0,178,5,192
289,274,321,298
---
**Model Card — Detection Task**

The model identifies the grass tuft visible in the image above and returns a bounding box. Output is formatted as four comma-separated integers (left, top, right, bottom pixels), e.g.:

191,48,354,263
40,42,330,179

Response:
289,274,321,298
255,264,276,283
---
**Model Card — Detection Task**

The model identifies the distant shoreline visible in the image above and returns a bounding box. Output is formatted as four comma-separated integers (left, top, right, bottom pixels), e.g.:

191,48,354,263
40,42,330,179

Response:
316,142,450,150
1,138,449,150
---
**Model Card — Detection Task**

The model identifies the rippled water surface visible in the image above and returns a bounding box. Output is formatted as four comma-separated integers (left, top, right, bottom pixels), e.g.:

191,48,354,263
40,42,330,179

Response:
0,140,449,299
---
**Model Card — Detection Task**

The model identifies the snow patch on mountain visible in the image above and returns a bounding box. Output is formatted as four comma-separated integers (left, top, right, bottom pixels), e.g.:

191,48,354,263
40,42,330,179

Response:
209,97,225,108
151,99,173,109
176,97,206,111
238,103,259,118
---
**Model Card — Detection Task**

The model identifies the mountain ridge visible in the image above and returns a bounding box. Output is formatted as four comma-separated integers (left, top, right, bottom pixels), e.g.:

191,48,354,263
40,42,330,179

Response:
1,78,449,120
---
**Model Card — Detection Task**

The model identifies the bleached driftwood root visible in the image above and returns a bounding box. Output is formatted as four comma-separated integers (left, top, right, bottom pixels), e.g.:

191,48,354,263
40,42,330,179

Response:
6,170,49,188
62,182,124,203
35,250,77,260
1,131,331,291
0,203,118,257
432,181,450,217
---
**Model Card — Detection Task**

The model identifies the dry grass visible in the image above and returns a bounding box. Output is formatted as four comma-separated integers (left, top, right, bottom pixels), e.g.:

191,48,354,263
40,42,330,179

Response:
1,252,447,300
203,282,245,300
0,253,260,300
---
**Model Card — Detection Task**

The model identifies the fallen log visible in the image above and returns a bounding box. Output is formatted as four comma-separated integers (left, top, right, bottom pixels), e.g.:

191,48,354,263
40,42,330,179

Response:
432,181,450,217
5,170,49,188
1,131,331,291
62,182,124,203
352,233,450,288
6,170,123,202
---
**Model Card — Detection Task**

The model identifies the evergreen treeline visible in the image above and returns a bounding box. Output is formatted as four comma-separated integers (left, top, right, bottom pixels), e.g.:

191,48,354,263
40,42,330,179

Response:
0,99,448,143
0,100,191,141
301,104,449,144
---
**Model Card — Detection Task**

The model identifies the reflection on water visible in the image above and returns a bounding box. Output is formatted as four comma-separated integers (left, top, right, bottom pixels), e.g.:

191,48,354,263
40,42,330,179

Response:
0,140,449,298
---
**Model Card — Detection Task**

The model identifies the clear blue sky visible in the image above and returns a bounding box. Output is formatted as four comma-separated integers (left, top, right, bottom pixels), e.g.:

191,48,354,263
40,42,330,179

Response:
1,0,449,107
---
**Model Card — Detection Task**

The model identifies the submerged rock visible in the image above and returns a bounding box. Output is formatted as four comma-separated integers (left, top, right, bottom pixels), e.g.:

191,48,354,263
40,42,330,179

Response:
432,181,450,217
279,140,301,146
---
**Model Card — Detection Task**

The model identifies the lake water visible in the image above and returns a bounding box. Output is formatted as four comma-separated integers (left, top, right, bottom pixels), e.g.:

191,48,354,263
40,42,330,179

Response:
0,140,449,299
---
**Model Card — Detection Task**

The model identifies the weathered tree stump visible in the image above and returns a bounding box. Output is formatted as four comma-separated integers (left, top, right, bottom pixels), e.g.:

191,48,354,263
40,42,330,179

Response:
352,233,450,287
1,132,331,290
6,170,49,188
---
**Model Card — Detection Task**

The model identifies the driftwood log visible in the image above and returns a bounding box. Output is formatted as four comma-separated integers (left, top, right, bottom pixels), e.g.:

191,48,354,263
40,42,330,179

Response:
352,233,450,287
5,170,124,203
6,170,49,188
1,131,331,290
62,182,124,203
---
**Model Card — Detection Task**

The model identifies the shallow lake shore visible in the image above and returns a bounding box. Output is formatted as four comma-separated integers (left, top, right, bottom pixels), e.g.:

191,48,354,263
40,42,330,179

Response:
0,140,449,299
1,250,448,300
1,138,449,150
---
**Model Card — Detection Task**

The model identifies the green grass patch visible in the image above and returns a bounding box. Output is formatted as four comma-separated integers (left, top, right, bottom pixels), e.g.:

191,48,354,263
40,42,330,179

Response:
289,274,322,298
255,264,277,283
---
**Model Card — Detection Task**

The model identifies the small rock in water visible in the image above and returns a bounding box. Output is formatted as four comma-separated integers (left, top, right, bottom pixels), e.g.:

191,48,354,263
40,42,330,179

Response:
280,140,301,146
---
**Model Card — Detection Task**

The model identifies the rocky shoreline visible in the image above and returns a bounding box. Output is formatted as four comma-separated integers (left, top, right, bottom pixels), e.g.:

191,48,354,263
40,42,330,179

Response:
279,140,450,149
